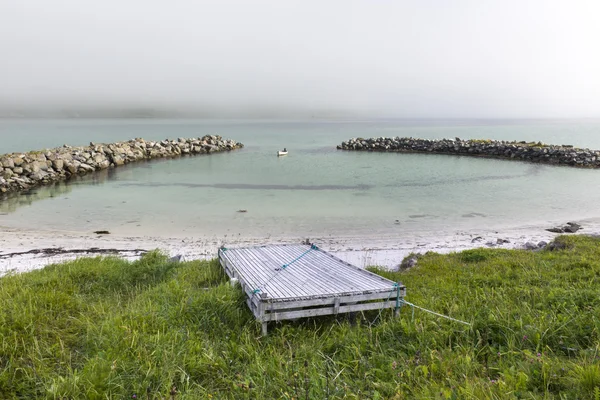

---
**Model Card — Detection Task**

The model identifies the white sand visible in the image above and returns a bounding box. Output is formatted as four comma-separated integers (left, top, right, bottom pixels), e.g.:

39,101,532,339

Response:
3,218,599,276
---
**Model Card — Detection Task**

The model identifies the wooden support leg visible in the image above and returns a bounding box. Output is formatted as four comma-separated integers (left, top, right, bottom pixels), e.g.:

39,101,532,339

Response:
261,322,268,336
394,283,402,317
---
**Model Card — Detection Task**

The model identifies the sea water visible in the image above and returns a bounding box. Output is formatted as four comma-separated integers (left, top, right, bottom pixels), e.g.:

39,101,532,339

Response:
1,118,600,240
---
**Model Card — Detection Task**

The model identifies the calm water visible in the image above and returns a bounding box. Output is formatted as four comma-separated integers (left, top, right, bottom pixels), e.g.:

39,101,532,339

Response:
1,118,600,239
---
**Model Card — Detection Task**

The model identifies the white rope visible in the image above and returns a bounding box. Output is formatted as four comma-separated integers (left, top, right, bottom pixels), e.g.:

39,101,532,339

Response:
401,300,472,326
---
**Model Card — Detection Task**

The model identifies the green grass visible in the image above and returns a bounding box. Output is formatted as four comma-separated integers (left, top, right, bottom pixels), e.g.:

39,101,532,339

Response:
1,236,600,399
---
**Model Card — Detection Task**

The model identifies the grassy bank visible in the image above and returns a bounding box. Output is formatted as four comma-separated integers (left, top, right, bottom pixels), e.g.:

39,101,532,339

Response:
1,236,599,399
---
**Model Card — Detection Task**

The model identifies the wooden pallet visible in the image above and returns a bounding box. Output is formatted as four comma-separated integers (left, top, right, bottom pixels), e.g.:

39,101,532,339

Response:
218,244,406,335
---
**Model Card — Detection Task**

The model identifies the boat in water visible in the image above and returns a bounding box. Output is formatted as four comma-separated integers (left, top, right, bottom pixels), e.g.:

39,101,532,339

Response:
277,148,288,156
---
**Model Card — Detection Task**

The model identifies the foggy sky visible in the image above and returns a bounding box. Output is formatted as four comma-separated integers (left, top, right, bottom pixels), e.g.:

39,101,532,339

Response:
1,0,600,118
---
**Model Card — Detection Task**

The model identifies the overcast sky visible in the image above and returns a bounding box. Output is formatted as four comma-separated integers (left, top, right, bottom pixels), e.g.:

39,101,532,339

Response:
1,0,599,118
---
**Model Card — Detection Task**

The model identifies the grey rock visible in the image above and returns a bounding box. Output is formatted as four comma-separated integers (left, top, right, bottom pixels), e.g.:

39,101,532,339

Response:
52,159,64,170
398,256,418,271
525,242,538,250
79,163,95,172
546,227,564,233
563,225,580,233
168,255,182,263
1,158,14,168
537,241,548,248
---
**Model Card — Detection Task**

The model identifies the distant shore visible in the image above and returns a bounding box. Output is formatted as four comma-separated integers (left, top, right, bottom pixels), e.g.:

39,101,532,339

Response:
3,219,598,276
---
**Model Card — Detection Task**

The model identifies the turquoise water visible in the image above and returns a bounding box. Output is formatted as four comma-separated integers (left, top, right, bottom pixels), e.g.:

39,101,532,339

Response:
1,119,600,239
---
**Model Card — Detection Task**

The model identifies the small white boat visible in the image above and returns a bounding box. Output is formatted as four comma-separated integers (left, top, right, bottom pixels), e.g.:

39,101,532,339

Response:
277,150,288,156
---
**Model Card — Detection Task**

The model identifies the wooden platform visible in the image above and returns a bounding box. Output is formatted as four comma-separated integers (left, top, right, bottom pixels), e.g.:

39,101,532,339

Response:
218,244,406,334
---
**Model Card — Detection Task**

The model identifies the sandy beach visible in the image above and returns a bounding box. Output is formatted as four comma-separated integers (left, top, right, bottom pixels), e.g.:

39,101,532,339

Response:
3,218,599,276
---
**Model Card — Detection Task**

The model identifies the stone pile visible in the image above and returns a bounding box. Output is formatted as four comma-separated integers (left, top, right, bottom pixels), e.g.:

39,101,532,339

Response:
0,135,243,195
337,137,600,168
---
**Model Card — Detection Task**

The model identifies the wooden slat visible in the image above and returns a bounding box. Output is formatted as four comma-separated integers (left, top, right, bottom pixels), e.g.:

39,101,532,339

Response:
265,245,390,296
265,290,398,310
265,300,399,322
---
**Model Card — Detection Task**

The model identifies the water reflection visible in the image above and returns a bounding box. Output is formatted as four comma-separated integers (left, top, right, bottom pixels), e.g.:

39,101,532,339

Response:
0,159,172,213
0,169,114,213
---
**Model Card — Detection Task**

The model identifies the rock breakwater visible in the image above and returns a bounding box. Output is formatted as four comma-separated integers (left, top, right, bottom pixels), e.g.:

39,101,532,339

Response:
337,137,600,168
0,136,243,195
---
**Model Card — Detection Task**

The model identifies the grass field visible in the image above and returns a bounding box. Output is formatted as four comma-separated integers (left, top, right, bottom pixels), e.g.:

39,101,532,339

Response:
1,235,599,399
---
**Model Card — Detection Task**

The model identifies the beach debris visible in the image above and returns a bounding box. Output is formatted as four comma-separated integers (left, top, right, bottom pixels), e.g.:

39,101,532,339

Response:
94,230,110,235
0,247,147,259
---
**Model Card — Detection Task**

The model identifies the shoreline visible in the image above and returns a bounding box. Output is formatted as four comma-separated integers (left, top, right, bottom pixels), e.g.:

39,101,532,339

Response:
3,219,599,276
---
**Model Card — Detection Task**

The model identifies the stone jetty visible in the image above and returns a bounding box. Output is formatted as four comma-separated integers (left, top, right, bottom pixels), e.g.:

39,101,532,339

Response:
0,135,243,195
337,137,600,168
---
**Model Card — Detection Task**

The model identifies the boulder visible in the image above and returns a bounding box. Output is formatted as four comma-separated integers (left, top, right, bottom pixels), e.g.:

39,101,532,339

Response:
398,255,419,271
112,155,125,166
1,158,14,168
78,163,95,172
563,225,580,233
33,161,48,171
97,160,110,169
52,159,64,170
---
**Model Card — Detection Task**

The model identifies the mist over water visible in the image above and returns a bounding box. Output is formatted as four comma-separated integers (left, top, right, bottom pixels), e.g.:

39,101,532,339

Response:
2,1,600,119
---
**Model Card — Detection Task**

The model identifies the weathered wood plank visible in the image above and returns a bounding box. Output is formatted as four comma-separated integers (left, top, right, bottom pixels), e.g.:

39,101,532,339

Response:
265,300,399,322
266,290,399,310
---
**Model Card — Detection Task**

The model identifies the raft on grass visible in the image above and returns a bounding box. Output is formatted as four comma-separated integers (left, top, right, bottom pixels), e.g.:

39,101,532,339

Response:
218,243,405,335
